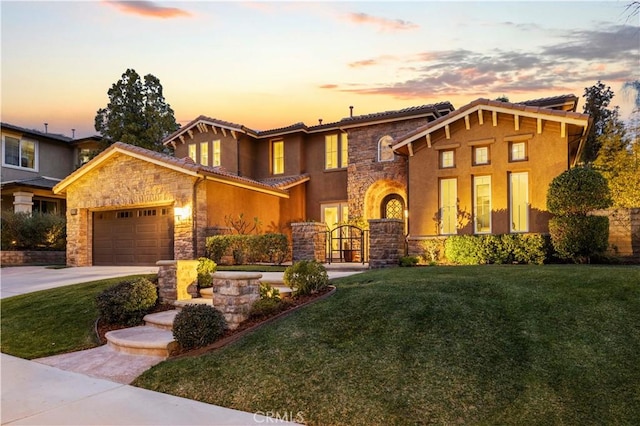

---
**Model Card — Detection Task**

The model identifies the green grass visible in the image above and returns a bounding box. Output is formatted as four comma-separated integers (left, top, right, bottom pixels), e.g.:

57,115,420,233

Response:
0,274,156,359
134,265,640,425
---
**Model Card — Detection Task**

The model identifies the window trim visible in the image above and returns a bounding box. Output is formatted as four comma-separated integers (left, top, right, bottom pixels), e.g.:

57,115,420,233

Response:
509,141,528,162
378,135,395,162
212,140,221,167
509,171,529,233
473,175,492,234
325,133,348,170
472,146,490,166
440,149,455,169
200,141,209,166
271,139,284,175
2,135,38,172
439,178,458,235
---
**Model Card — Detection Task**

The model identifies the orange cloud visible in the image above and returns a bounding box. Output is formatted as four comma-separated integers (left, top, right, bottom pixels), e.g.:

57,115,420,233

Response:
319,84,339,89
345,12,418,31
104,1,191,19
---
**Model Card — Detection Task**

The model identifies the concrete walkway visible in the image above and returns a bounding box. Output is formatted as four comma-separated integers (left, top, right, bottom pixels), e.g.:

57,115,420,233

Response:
1,264,365,425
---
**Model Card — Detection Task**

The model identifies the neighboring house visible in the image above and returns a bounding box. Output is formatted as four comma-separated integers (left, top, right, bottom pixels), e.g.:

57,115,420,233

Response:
1,122,101,215
392,96,591,254
54,94,590,266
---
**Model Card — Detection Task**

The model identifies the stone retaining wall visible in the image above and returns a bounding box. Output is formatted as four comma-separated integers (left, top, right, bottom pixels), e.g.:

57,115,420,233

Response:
211,272,261,330
291,222,327,262
1,250,66,265
593,208,640,263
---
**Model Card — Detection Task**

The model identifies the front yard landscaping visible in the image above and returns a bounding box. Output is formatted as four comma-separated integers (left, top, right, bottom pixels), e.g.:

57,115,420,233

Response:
135,265,639,425
1,265,638,424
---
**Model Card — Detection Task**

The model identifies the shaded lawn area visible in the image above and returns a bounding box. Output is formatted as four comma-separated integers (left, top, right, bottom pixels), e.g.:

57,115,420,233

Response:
0,275,156,359
135,265,640,425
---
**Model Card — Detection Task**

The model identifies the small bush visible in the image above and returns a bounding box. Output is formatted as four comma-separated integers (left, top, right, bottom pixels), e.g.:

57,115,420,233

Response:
444,236,483,265
259,282,281,301
172,304,227,350
96,277,158,326
419,239,445,264
197,257,217,288
248,298,293,319
283,260,329,296
399,256,419,267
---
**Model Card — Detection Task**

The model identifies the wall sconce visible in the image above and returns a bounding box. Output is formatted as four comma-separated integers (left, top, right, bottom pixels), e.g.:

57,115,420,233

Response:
174,205,191,220
404,209,409,219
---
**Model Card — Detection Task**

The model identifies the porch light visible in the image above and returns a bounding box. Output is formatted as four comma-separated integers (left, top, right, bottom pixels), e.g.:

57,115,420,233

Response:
404,209,409,218
174,205,191,220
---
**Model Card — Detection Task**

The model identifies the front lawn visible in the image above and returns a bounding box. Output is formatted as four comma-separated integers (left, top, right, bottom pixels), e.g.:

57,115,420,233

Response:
0,275,155,359
135,265,640,425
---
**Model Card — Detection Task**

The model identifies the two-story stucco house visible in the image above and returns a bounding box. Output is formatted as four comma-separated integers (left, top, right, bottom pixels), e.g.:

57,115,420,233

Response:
53,95,591,266
1,122,101,215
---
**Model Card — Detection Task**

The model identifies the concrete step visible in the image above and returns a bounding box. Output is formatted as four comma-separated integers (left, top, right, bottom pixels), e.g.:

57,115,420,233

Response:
173,298,213,309
144,310,179,331
105,326,176,358
199,287,213,299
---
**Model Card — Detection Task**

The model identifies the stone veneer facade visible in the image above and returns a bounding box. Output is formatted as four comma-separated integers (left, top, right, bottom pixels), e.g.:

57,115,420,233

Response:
346,117,429,220
65,153,206,266
368,219,405,268
291,222,327,262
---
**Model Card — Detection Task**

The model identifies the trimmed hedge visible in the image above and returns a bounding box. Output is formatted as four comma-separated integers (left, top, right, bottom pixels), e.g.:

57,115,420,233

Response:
96,277,158,326
205,233,289,265
444,234,550,265
549,215,609,263
172,304,227,350
1,211,66,251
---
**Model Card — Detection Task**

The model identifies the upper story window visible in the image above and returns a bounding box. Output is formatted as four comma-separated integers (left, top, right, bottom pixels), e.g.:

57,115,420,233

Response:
272,140,284,175
3,136,37,171
188,144,197,162
510,141,527,162
325,133,348,170
212,140,221,167
378,135,395,162
200,142,209,166
440,150,455,168
473,146,490,165
79,148,92,166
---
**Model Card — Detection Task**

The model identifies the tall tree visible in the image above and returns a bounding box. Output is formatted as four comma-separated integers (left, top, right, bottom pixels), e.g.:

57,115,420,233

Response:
581,81,616,163
622,80,640,110
95,69,179,153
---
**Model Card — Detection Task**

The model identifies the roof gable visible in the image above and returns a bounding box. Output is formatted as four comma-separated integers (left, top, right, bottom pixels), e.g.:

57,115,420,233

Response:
53,142,289,197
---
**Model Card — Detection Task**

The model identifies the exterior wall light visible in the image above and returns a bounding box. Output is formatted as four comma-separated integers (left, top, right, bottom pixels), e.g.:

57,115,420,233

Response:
174,205,191,220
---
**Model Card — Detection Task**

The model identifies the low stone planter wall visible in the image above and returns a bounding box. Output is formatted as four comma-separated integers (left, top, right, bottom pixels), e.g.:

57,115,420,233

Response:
1,250,66,265
156,259,199,303
211,272,261,330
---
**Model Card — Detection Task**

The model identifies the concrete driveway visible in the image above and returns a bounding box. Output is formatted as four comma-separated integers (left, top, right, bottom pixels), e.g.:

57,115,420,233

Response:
0,266,158,299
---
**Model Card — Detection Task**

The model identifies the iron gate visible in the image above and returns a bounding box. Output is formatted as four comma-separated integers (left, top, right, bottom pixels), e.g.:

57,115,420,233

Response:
326,224,369,264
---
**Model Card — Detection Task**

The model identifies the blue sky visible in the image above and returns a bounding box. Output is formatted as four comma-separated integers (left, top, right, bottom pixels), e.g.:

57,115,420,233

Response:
1,1,638,138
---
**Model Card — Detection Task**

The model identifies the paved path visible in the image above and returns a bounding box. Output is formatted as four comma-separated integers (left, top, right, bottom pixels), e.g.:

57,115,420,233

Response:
1,264,364,425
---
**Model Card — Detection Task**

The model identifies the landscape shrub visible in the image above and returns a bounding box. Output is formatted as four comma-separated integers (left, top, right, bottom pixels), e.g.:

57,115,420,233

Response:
399,256,419,267
549,215,609,263
206,233,290,265
283,260,329,296
259,282,281,301
197,257,217,288
1,211,66,251
418,238,445,264
547,167,612,263
96,277,158,326
248,298,293,319
444,234,550,265
172,304,227,350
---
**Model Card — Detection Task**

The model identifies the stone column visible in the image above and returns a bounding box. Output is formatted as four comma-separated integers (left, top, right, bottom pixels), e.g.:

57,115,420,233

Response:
291,222,327,263
211,272,261,330
156,259,198,303
368,219,405,268
13,191,33,213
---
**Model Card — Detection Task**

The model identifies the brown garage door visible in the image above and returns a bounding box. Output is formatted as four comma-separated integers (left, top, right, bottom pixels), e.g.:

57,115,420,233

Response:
93,207,174,266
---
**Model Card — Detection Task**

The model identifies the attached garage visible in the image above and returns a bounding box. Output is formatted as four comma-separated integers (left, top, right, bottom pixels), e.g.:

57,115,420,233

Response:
93,206,174,266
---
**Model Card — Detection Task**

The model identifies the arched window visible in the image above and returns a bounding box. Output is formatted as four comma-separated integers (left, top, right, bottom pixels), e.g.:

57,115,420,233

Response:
381,194,404,219
378,135,395,162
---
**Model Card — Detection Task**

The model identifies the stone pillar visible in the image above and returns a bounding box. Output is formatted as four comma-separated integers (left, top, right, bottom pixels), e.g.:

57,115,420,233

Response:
156,259,198,303
211,272,261,330
13,191,33,213
368,219,405,268
291,222,327,262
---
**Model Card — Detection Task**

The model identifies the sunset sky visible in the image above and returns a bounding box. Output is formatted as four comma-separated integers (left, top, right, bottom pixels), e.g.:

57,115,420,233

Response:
1,1,638,139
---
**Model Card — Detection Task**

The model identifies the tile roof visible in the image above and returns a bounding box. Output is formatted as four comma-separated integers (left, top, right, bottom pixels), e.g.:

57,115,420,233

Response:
518,94,579,111
1,176,62,190
1,122,73,143
259,174,310,189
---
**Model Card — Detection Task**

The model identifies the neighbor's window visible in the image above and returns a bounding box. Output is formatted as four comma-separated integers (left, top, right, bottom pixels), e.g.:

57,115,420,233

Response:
510,172,529,232
200,142,209,166
3,136,37,170
440,150,455,168
212,140,221,167
272,140,284,175
473,146,489,165
325,134,338,169
440,178,457,235
474,175,491,234
510,141,527,161
378,135,395,162
188,144,197,162
341,133,349,168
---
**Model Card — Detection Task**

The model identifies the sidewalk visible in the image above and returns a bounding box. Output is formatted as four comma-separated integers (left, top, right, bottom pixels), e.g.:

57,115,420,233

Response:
1,354,296,425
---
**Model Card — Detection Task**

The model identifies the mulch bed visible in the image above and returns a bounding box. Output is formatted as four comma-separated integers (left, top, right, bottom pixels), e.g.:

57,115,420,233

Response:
95,286,336,357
